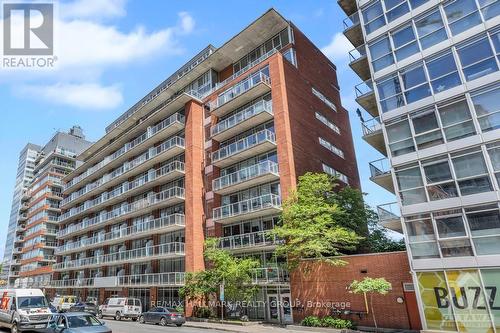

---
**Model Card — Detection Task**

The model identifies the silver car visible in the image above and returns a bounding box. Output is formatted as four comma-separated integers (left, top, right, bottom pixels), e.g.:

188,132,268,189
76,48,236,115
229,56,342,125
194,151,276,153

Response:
139,307,185,327
46,312,111,333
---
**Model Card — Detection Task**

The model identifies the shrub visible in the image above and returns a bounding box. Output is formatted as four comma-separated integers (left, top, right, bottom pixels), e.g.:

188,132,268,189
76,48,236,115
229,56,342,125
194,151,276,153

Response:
321,316,353,329
301,316,322,327
195,306,214,318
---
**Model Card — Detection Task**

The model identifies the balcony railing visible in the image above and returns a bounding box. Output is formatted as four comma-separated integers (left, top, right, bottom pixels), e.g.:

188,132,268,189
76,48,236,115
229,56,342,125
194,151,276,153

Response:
355,80,374,98
64,113,185,192
369,158,391,178
219,230,283,251
361,117,382,136
58,187,185,238
343,11,360,31
60,161,184,222
213,161,279,193
211,129,276,164
53,242,185,270
210,71,271,111
213,194,281,221
51,272,186,288
251,267,290,284
348,44,367,63
377,202,400,222
56,214,185,254
211,100,273,138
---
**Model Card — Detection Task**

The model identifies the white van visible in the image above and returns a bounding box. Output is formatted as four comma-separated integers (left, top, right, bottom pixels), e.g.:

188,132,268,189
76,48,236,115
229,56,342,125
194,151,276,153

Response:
98,297,141,321
0,288,52,333
51,295,77,312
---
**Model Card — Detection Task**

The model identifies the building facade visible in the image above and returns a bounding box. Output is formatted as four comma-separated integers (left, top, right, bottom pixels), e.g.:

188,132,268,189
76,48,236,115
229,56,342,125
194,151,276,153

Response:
338,0,500,330
4,127,92,288
51,9,359,323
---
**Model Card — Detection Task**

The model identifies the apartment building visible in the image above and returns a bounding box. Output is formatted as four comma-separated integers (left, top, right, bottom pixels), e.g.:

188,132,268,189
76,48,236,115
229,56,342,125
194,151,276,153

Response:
51,9,359,323
2,144,41,285
4,127,92,288
339,0,500,330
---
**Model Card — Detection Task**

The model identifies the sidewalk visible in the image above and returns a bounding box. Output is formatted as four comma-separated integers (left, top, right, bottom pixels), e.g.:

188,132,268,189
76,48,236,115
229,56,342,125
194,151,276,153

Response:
184,320,330,333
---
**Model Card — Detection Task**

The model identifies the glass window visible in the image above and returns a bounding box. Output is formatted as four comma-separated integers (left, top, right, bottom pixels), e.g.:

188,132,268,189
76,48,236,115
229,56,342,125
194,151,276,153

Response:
412,111,444,149
438,100,476,141
474,236,500,254
444,0,482,35
415,10,447,49
481,269,500,328
472,86,500,132
370,37,395,72
467,210,500,236
401,65,431,104
409,0,429,9
436,216,466,238
363,2,386,34
396,166,427,205
392,25,419,61
410,242,440,258
406,218,436,241
426,52,461,93
423,159,459,200
439,238,474,256
479,0,500,20
386,120,415,156
385,0,410,22
452,151,492,195
377,76,405,112
487,144,500,185
457,37,498,81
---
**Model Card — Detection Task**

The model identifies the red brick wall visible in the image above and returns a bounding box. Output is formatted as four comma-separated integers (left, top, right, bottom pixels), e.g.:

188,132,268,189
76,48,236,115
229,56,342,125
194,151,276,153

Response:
290,251,421,330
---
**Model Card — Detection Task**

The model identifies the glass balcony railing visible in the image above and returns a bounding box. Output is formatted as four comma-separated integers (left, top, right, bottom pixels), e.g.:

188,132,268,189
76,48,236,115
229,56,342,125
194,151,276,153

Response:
213,160,279,192
377,202,400,222
343,11,360,31
210,71,271,111
56,214,185,254
361,117,382,136
211,100,273,137
355,80,374,98
369,158,391,178
219,230,283,251
251,266,290,284
58,187,185,238
53,242,185,270
50,272,186,288
349,45,367,63
212,129,276,164
213,194,281,221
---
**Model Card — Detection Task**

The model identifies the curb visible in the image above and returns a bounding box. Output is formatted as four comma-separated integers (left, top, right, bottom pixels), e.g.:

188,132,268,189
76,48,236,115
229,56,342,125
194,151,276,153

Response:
183,323,243,333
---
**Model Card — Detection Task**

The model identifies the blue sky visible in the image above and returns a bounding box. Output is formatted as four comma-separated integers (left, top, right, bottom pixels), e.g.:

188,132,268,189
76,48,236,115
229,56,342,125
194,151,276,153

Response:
0,0,396,258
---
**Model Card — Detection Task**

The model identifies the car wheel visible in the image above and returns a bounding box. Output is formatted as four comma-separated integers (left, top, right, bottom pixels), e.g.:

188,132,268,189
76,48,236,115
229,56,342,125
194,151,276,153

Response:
115,311,121,321
176,324,183,327
132,317,137,322
97,311,103,319
139,315,145,324
10,322,19,333
160,317,167,326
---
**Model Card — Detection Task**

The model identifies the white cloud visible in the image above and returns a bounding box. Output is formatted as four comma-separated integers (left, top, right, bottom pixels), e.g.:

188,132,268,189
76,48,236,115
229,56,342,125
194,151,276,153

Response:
18,83,123,110
178,11,195,34
321,32,353,63
60,0,127,20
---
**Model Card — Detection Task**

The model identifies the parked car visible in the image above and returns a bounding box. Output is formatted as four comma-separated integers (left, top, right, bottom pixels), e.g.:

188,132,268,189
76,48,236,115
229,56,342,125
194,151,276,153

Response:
51,296,77,312
47,312,111,333
139,307,185,327
69,302,98,316
0,288,52,333
98,298,141,321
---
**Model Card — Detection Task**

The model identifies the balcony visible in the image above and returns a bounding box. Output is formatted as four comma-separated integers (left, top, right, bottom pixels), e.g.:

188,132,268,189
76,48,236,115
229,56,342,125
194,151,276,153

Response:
211,129,276,168
13,247,22,254
349,45,370,81
211,100,274,142
19,203,29,212
377,202,402,233
212,161,279,195
343,12,363,48
58,187,185,239
338,0,358,16
213,194,282,224
362,117,387,155
53,242,185,271
251,267,290,286
355,81,378,118
51,272,185,288
18,214,27,222
210,71,271,118
369,158,394,193
56,214,185,255
219,230,283,254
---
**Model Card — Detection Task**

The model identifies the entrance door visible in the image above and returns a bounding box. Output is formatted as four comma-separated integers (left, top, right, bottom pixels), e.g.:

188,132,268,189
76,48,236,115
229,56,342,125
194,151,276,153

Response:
267,295,280,322
280,293,293,324
266,293,293,324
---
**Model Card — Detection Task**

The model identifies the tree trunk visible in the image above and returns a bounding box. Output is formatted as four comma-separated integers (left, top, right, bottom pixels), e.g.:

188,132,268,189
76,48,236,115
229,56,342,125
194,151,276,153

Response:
370,293,378,329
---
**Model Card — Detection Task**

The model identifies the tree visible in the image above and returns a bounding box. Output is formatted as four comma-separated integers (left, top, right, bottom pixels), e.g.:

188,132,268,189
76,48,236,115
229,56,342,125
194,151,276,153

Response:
349,277,392,329
269,173,363,269
366,217,406,253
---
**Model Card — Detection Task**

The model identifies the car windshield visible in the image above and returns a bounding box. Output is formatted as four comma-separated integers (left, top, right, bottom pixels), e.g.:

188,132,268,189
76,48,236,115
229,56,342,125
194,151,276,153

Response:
67,315,102,327
18,296,48,308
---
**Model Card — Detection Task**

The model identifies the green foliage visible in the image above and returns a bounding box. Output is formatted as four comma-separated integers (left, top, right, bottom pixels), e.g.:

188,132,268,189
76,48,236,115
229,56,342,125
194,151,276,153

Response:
321,316,354,329
179,270,218,304
194,306,214,318
270,173,363,269
366,217,406,253
301,316,322,327
349,277,392,295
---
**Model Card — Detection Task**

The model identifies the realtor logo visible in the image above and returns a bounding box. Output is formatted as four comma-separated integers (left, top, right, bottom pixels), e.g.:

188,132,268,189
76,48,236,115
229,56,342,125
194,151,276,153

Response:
3,2,54,56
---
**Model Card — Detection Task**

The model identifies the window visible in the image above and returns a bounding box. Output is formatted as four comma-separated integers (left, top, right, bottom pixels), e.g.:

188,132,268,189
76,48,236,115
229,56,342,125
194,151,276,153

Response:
451,150,492,195
362,2,386,34
319,137,344,158
487,142,500,185
467,209,500,236
444,0,482,35
436,215,467,238
377,75,404,112
312,87,337,111
415,10,447,49
423,158,458,200
438,99,476,141
411,110,444,149
322,163,349,184
410,242,440,258
392,25,419,61
439,238,474,256
457,37,498,81
369,36,394,72
384,0,410,22
315,112,340,134
405,216,435,241
396,165,427,205
401,65,431,103
425,52,462,93
283,48,297,67
386,119,415,156
479,0,500,20
471,85,500,132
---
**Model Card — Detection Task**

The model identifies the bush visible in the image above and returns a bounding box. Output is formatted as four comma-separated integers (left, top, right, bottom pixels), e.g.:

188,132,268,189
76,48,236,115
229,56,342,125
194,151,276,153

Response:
301,316,322,327
321,316,353,329
194,306,214,318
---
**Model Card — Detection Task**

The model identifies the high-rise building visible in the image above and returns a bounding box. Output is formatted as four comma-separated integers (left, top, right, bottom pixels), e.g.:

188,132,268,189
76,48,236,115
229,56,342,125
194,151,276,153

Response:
51,9,359,322
4,127,92,288
338,0,500,330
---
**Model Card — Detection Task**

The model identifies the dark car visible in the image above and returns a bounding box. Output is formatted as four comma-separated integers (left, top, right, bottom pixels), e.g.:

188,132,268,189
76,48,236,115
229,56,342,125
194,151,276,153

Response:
139,307,185,327
69,302,98,316
46,312,111,333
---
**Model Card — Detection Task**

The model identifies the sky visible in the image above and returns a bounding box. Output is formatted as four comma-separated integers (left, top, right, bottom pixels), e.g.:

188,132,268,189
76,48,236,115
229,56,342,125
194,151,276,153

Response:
0,0,397,259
